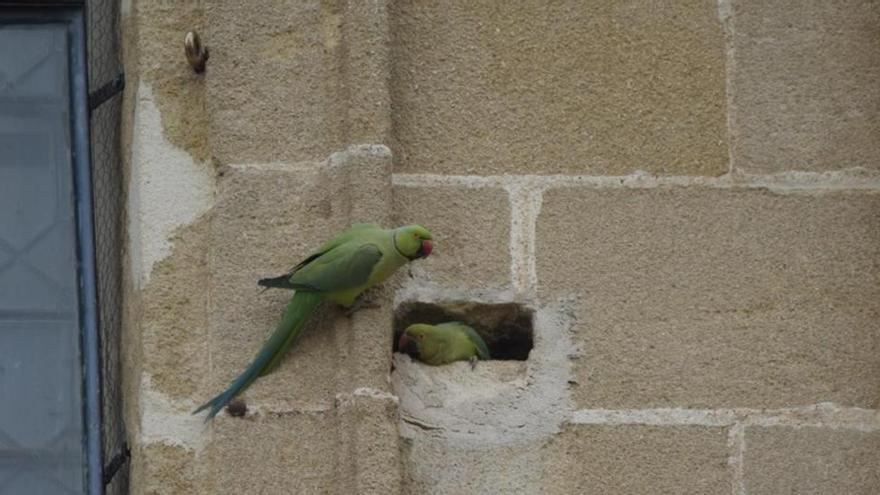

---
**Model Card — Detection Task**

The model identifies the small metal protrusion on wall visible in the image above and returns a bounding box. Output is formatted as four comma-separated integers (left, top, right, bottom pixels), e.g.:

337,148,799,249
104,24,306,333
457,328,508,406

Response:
184,31,209,73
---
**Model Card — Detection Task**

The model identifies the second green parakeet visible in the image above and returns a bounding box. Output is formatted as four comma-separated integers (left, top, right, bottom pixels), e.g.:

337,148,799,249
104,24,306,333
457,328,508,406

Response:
195,223,433,420
398,322,491,366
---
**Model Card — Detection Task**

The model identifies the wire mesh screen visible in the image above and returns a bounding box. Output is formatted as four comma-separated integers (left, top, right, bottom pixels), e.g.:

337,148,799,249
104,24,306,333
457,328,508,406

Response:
86,0,128,493
87,0,121,92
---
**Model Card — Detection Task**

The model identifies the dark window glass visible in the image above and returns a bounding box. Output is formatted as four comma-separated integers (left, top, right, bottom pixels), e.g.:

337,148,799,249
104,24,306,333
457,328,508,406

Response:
0,20,87,495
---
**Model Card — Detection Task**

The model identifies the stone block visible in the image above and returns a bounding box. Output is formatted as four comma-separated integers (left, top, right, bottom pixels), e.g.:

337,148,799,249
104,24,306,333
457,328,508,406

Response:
134,0,209,161
323,146,397,394
335,393,402,494
391,1,728,175
543,424,730,494
205,1,345,164
207,412,340,494
401,438,546,495
393,184,511,290
329,144,393,225
137,443,201,495
140,217,210,400
333,305,396,395
340,1,392,144
744,426,880,494
730,0,880,172
537,186,880,408
207,164,350,411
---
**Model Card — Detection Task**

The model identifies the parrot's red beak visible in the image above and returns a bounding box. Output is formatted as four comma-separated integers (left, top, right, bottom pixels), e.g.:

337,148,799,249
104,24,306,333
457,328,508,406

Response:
397,333,420,359
418,240,433,258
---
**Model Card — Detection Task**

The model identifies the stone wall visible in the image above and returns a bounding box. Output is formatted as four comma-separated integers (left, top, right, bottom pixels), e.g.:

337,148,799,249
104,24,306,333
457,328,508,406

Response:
122,1,879,493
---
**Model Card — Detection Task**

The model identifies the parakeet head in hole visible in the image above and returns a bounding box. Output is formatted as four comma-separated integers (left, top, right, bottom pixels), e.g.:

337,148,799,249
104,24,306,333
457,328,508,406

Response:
398,322,490,366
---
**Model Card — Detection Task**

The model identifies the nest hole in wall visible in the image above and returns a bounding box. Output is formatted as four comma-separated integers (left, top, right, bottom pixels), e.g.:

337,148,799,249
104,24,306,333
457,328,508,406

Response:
392,301,534,361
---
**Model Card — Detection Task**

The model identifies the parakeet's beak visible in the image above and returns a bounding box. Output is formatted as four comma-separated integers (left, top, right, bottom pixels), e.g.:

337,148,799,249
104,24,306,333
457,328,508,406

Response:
416,240,433,258
398,333,420,359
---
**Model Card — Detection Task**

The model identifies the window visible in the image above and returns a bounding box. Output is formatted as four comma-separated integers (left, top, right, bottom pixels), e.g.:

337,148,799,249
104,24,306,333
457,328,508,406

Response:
0,4,124,494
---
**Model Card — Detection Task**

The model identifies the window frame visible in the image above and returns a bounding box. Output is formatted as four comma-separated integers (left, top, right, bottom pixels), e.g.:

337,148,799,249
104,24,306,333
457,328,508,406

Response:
0,4,103,494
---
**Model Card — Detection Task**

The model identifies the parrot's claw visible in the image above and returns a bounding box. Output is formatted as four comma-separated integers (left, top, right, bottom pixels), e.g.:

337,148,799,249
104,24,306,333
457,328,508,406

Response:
469,356,478,371
345,293,382,317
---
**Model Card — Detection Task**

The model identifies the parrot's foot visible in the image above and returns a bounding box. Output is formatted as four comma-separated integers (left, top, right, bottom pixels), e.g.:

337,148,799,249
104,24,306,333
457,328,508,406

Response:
470,356,479,371
345,292,382,317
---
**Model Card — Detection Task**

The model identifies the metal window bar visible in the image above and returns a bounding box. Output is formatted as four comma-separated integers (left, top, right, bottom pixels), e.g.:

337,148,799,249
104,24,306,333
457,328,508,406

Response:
0,6,95,494
0,1,127,493
68,8,103,494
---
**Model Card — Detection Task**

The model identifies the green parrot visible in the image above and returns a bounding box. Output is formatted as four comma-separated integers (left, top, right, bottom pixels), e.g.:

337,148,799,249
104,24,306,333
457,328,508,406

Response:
195,223,433,420
397,322,491,367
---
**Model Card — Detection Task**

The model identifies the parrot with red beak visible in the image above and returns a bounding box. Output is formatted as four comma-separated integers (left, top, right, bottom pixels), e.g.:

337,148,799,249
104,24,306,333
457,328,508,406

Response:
398,322,490,368
195,224,433,420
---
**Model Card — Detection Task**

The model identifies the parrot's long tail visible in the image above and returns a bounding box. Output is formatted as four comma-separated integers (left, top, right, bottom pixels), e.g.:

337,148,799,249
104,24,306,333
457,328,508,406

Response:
193,291,323,420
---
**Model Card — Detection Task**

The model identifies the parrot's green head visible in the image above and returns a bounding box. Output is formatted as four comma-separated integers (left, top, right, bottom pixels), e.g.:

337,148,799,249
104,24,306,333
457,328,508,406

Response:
398,324,436,360
393,225,433,260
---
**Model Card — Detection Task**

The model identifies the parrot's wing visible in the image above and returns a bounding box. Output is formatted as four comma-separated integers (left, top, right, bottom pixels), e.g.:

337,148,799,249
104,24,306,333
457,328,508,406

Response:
305,224,379,262
258,224,381,289
287,243,383,293
257,250,325,290
257,272,300,290
461,325,491,360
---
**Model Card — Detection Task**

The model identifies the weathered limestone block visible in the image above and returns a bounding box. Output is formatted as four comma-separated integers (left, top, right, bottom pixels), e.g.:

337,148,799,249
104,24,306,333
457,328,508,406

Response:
316,145,401,395
138,443,202,495
335,391,402,494
132,0,209,161
139,216,211,401
208,162,349,411
330,144,394,226
537,186,880,408
391,1,728,175
401,438,547,495
341,0,392,144
729,0,880,173
327,146,403,495
393,184,511,290
207,412,340,494
199,146,400,495
543,424,731,494
743,426,880,494
205,0,346,164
